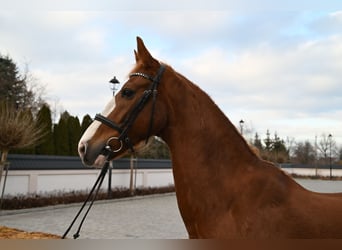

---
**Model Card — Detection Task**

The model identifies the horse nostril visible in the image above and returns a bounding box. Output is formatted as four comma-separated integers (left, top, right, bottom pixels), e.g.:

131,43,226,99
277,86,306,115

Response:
78,142,87,157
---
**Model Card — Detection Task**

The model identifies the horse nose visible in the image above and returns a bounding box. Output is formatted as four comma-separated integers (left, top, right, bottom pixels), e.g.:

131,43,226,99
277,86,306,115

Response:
78,141,87,159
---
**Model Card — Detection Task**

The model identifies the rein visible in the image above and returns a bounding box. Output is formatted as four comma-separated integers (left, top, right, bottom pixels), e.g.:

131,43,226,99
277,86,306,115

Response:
62,149,111,239
94,64,166,155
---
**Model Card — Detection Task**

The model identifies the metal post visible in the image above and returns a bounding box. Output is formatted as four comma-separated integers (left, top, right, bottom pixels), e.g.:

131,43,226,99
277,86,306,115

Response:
107,76,119,198
328,134,332,179
107,161,113,198
239,119,244,136
330,149,332,179
129,155,134,196
314,135,318,177
0,162,9,210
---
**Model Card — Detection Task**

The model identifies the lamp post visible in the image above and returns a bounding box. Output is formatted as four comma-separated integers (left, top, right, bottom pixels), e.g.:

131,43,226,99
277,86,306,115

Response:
109,76,120,96
107,76,120,198
328,134,332,179
239,119,244,136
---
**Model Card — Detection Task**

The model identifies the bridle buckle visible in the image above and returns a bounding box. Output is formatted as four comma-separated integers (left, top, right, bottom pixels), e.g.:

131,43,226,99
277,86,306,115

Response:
106,136,123,153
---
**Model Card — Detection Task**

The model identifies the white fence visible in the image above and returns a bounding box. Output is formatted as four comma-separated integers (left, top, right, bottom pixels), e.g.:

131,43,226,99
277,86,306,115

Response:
280,166,342,178
2,154,342,196
4,166,342,196
1,168,174,196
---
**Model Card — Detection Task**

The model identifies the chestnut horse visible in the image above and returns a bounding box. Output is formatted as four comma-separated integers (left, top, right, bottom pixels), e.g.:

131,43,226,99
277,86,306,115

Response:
78,37,342,238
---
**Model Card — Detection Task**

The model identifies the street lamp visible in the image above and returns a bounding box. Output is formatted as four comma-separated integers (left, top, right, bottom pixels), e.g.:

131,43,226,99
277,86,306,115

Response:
239,119,244,136
109,76,120,96
107,76,120,198
328,134,332,179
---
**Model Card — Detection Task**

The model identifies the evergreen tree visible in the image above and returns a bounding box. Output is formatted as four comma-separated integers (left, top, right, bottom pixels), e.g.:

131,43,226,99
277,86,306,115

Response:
68,116,81,156
0,55,33,110
80,114,93,134
53,111,82,156
253,132,263,150
260,130,289,163
54,111,70,155
35,104,54,155
271,132,288,163
264,129,272,152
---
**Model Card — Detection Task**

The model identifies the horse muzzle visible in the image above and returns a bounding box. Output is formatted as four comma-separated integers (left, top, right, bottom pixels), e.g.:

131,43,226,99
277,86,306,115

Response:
78,137,126,167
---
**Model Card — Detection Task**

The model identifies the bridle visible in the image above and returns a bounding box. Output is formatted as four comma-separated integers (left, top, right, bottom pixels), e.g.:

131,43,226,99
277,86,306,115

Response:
94,64,166,157
63,65,166,239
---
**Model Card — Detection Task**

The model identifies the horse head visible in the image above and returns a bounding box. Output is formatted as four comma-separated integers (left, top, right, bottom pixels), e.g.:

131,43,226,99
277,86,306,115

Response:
78,37,169,167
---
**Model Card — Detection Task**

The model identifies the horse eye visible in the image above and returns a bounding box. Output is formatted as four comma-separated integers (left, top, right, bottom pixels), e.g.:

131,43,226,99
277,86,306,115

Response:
121,88,135,99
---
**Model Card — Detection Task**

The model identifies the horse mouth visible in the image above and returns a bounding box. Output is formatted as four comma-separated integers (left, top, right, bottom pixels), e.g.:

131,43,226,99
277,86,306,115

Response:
92,154,107,168
78,141,106,168
81,153,104,168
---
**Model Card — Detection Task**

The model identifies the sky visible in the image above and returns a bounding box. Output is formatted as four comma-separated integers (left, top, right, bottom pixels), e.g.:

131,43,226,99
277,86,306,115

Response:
1,1,342,146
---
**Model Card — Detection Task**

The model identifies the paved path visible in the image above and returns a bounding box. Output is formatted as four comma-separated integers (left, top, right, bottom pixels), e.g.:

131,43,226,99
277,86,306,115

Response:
0,194,188,239
1,179,340,239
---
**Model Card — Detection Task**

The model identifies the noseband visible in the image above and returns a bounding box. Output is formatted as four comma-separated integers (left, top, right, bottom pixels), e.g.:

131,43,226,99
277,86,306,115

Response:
94,64,166,157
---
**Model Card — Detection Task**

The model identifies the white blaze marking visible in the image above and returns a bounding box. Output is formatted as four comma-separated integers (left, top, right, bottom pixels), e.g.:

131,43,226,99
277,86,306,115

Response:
78,97,116,145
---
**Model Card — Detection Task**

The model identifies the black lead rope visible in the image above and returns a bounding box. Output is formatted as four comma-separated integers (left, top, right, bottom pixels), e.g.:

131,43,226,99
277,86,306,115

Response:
62,161,109,239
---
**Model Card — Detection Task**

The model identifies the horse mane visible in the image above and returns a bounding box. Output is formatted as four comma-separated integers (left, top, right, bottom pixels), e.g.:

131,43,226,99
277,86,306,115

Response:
168,65,261,160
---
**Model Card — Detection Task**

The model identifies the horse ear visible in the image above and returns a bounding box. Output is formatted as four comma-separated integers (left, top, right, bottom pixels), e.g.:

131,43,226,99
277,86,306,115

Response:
134,49,139,63
136,36,158,67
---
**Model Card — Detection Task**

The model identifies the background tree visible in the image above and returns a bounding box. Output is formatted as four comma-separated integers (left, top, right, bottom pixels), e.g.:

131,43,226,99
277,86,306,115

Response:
270,132,288,163
35,104,54,155
53,111,82,156
263,130,272,152
0,54,46,194
10,110,37,154
259,130,289,163
0,55,44,113
0,102,45,190
293,141,316,164
0,55,28,108
53,111,70,155
338,147,342,164
67,115,81,156
317,133,337,164
253,133,263,151
81,114,93,134
285,136,296,161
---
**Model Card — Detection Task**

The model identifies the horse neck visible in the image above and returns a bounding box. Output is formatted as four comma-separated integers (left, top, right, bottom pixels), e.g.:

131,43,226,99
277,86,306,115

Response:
160,71,258,178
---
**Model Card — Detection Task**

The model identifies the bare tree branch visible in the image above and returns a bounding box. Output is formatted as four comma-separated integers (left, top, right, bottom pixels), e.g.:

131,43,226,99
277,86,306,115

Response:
0,102,46,186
